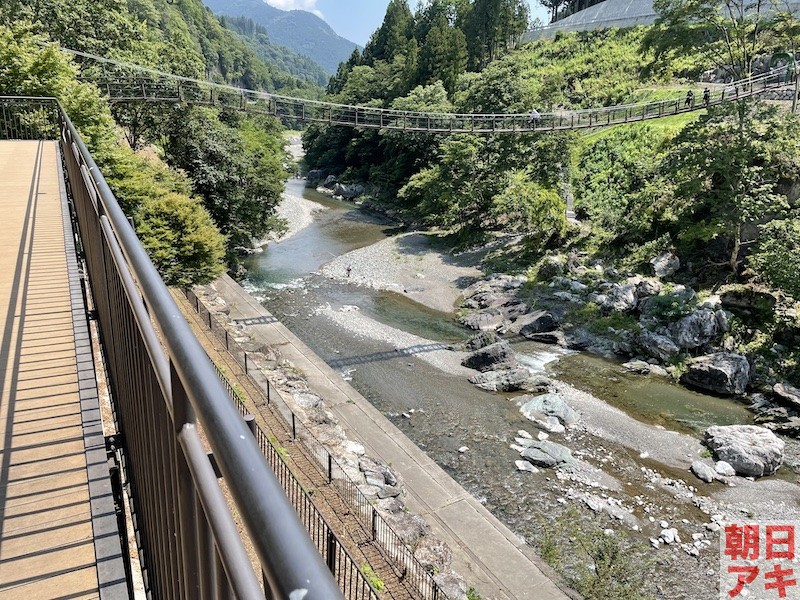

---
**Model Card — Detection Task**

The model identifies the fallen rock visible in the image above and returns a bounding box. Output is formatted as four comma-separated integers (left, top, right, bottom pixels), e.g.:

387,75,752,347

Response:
515,460,540,473
680,353,750,395
773,383,800,411
414,537,452,577
690,460,717,483
459,310,505,331
669,309,719,349
521,330,567,346
521,441,573,468
469,368,535,392
714,461,737,477
461,341,517,372
622,360,654,375
704,425,785,477
516,310,559,336
651,251,680,278
518,393,579,427
636,278,663,298
602,283,638,313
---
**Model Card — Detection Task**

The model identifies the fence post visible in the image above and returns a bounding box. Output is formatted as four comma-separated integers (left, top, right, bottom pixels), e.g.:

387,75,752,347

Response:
267,383,270,405
244,353,249,375
207,310,212,329
327,453,333,483
292,413,296,439
326,529,337,575
371,507,378,541
225,330,229,350
244,414,256,437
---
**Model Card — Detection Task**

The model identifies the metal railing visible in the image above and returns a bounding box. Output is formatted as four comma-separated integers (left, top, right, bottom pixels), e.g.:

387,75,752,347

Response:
1,97,344,599
184,288,446,600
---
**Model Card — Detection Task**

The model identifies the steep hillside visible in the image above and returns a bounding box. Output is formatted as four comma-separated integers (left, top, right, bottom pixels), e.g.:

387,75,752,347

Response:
202,0,359,74
221,15,329,88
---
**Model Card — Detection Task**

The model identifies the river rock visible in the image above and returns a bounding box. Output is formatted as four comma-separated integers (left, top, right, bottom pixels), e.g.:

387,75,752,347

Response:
622,360,654,375
515,310,559,336
773,383,800,410
519,393,579,427
515,460,540,473
414,537,452,576
459,309,505,331
322,174,338,188
461,341,517,372
704,425,785,477
522,331,567,346
690,460,717,483
669,309,720,349
638,330,680,362
651,251,680,278
680,353,750,395
602,283,638,313
521,441,573,468
715,461,737,477
469,368,533,392
465,330,499,351
715,309,730,333
636,278,663,298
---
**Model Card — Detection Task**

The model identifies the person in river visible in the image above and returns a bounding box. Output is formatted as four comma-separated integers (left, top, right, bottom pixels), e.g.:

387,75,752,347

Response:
345,264,352,278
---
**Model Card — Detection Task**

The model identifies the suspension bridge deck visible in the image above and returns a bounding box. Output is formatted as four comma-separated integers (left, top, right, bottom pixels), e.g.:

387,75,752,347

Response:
0,141,126,598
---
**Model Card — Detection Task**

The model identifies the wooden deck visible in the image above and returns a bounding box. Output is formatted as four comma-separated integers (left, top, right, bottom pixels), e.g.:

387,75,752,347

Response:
0,141,126,599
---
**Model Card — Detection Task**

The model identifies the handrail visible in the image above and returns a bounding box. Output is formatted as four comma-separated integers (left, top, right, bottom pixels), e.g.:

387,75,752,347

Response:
1,97,344,598
62,100,344,598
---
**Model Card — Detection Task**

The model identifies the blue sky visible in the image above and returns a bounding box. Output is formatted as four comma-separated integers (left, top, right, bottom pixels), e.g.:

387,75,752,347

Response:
264,0,548,46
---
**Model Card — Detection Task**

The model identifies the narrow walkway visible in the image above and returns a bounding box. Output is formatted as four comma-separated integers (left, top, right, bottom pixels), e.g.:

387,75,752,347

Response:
206,275,574,600
0,141,126,598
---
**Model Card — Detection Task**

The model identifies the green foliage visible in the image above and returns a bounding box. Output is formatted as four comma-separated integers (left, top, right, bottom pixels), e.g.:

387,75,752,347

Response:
466,587,483,600
645,290,698,320
360,564,385,592
0,22,115,148
162,108,288,255
490,169,566,243
750,219,800,299
136,192,225,286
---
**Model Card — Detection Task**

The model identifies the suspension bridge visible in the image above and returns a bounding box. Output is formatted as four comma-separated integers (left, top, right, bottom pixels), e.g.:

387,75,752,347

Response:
66,48,796,134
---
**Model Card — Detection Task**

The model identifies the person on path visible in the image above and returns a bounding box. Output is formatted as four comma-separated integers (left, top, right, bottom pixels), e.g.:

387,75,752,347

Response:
528,108,541,124
345,264,352,278
685,90,694,107
703,87,711,106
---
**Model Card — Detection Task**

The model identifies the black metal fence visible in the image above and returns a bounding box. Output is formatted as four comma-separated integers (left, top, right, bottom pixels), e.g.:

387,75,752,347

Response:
184,289,445,600
2,97,346,599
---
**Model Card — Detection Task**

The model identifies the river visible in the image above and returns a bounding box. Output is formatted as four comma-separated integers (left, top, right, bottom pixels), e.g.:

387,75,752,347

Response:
241,179,782,600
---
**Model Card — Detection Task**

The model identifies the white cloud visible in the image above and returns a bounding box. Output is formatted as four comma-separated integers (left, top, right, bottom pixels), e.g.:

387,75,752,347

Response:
265,0,324,18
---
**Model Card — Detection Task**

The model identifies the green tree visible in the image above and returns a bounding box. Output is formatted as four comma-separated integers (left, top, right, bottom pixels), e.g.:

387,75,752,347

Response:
663,103,796,274
750,219,800,298
363,0,414,64
136,192,226,286
418,14,468,95
490,169,566,244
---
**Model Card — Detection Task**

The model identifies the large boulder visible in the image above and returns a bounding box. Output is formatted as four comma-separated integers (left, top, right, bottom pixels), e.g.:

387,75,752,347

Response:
650,251,680,278
521,441,574,468
518,393,579,427
513,310,559,336
602,283,638,313
690,460,717,483
459,310,505,331
680,353,750,395
469,368,536,392
669,309,720,349
461,341,517,372
773,383,800,411
465,331,499,351
704,425,785,477
720,286,778,318
638,330,680,362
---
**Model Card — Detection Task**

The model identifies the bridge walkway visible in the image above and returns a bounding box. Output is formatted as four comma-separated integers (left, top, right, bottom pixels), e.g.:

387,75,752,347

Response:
0,141,126,598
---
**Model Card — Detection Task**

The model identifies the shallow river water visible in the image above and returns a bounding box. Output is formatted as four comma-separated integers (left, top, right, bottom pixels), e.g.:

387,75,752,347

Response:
242,180,763,599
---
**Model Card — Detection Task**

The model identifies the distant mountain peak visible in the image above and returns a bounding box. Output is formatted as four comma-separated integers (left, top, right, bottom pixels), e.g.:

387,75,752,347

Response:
203,0,358,74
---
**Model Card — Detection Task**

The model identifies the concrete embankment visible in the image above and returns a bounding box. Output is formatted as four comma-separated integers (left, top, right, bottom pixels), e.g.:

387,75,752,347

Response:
208,274,573,600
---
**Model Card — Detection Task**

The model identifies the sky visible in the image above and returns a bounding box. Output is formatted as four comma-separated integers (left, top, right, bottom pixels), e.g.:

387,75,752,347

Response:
264,0,548,46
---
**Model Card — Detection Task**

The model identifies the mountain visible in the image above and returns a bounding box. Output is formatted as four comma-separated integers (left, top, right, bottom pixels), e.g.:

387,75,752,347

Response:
203,0,359,75
221,15,330,87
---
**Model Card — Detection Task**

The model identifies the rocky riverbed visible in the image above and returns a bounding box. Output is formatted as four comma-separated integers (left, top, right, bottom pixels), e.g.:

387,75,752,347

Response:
242,182,800,600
